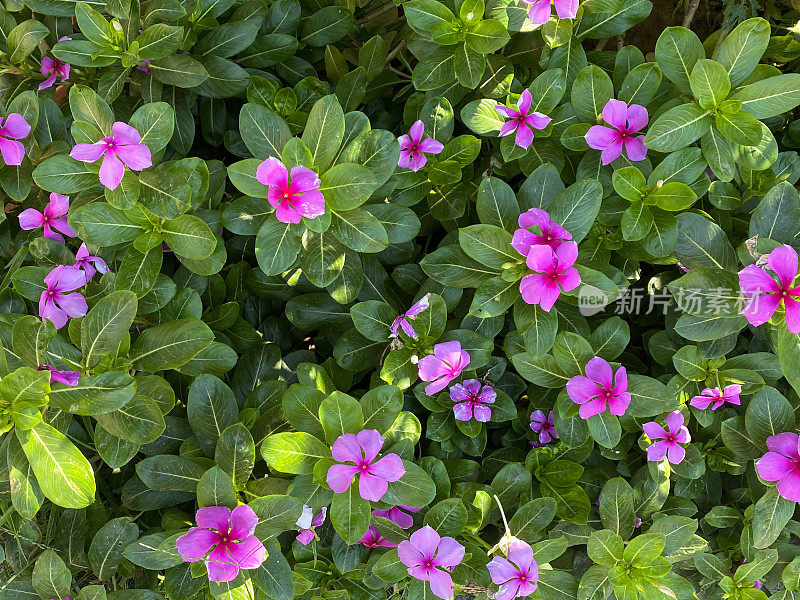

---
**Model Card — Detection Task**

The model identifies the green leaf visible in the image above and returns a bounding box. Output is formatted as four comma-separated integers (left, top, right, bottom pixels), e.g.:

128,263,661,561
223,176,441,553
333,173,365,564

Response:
458,224,516,269
330,484,370,544
730,74,800,119
644,103,711,153
88,518,139,581
95,395,165,445
49,372,136,416
571,65,614,122
689,59,730,108
215,424,256,487
654,26,705,94
8,20,50,63
261,432,329,474
32,549,72,600
548,179,602,243
129,318,215,372
587,530,624,566
745,386,795,447
240,103,292,160
136,455,206,492
623,532,665,567
319,392,365,444
717,17,770,86
319,163,378,211
161,215,217,260
302,95,345,172
752,487,794,549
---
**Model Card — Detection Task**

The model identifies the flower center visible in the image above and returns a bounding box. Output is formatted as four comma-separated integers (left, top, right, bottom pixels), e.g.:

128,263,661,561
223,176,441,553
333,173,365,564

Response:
359,461,370,472
604,390,612,398
424,560,433,569
517,571,530,583
47,289,55,298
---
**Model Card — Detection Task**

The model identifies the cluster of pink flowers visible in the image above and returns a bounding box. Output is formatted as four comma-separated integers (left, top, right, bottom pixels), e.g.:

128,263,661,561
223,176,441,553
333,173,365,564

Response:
326,430,405,502
566,357,630,419
397,121,443,171
494,90,551,149
71,121,152,190
418,340,470,396
530,410,557,445
585,99,648,165
450,379,495,422
360,506,420,548
520,0,578,25
257,157,325,224
739,244,800,334
644,411,691,465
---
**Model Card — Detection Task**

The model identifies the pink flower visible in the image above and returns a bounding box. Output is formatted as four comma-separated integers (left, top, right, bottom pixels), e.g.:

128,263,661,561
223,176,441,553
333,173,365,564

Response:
450,379,495,422
585,99,648,165
73,243,109,283
757,432,800,502
398,121,443,171
295,505,326,545
418,341,470,396
18,193,76,243
487,540,539,600
644,410,691,464
530,410,558,444
36,365,79,386
38,265,88,329
398,525,465,600
360,525,398,548
70,121,152,190
566,357,630,419
256,157,324,224
495,90,551,149
0,113,30,166
511,208,572,257
176,505,266,582
326,429,405,502
137,60,152,74
690,385,741,411
391,294,430,338
39,56,70,90
521,0,578,25
360,506,419,548
518,242,581,311
739,245,800,333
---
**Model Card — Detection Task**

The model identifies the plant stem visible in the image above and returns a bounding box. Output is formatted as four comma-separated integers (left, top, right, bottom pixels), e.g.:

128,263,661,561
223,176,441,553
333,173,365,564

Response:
683,0,701,28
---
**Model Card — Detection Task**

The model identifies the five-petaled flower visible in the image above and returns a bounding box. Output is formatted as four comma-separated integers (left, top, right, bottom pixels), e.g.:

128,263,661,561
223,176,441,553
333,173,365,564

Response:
398,120,443,171
295,505,326,545
391,294,430,339
585,99,648,165
512,208,572,257
739,245,800,333
756,432,800,502
450,379,495,422
176,505,266,582
19,193,76,243
530,410,558,444
519,241,580,311
73,243,109,284
487,539,540,600
39,56,70,90
326,429,405,502
36,365,80,386
256,157,325,224
418,341,471,396
690,384,741,411
644,411,691,465
398,525,465,600
39,265,88,329
521,0,578,25
70,121,152,190
566,356,630,419
0,113,30,166
495,90,551,149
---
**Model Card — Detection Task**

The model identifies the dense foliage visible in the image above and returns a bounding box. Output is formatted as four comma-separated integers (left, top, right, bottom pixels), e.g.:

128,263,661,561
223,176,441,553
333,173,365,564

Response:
3,1,800,600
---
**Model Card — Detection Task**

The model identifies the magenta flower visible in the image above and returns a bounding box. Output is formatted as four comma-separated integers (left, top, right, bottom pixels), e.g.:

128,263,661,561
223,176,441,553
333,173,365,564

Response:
585,99,648,165
137,60,152,74
0,113,30,166
530,410,558,444
397,120,443,171
360,506,419,548
176,505,266,583
360,525,398,548
326,429,405,502
256,157,324,224
398,525,465,600
519,241,580,311
18,193,76,243
36,365,80,386
418,341,470,396
39,56,70,90
511,208,571,258
450,379,495,422
521,0,578,24
644,410,691,465
73,243,109,284
757,432,800,502
566,357,630,419
487,540,539,600
690,385,741,411
295,505,326,545
391,294,430,339
739,245,800,333
495,90,551,149
38,265,88,329
70,122,152,190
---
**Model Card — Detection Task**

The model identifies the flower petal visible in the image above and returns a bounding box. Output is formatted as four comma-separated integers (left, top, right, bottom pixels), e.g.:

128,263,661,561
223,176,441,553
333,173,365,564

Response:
331,432,362,463
196,506,232,532
112,121,142,145
228,505,258,539
357,429,385,463
327,464,360,493
602,99,628,131
176,528,219,561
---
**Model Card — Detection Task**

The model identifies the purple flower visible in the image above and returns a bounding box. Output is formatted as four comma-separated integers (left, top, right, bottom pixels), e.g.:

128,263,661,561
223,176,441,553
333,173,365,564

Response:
566,357,630,419
519,241,581,311
326,430,405,502
18,193,76,243
739,245,800,333
521,0,578,24
644,410,691,464
360,506,419,548
495,90,551,149
176,505,266,582
73,243,109,284
38,265,87,329
398,120,443,171
585,99,648,165
634,516,642,528
39,56,70,90
295,505,326,545
70,121,152,190
690,385,741,411
391,294,430,339
450,379,495,422
0,113,30,166
757,432,800,502
36,365,80,386
398,525,465,600
487,540,539,600
256,157,324,224
511,208,571,257
137,60,152,74
530,410,558,444
418,341,470,396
